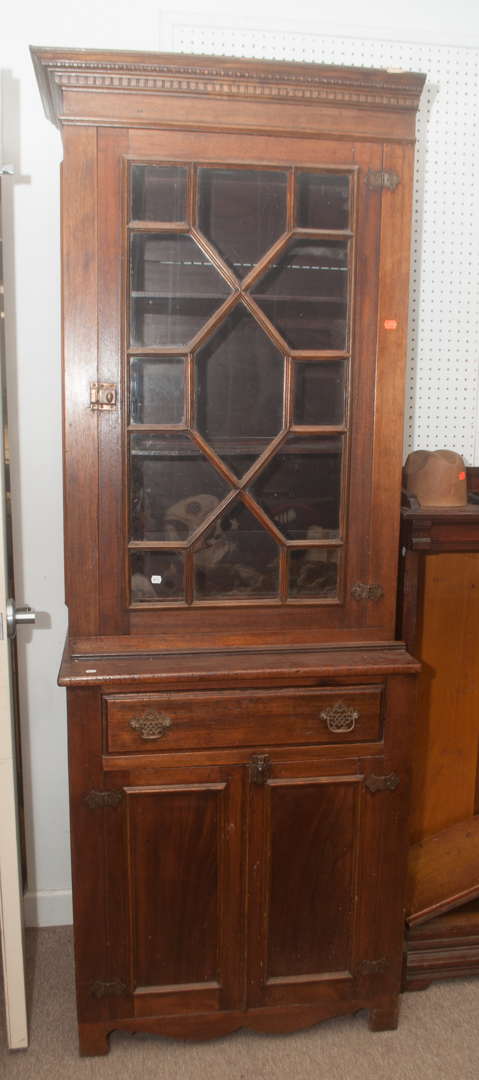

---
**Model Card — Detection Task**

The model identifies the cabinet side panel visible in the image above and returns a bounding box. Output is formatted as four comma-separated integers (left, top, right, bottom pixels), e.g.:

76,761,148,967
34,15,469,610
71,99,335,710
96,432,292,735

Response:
368,142,416,633
370,673,418,994
97,128,130,635
343,141,382,625
410,553,479,842
67,688,109,1023
62,126,100,636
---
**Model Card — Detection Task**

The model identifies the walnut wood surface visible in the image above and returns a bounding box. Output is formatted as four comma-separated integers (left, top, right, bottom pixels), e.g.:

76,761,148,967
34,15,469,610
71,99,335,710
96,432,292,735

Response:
62,127,100,637
59,640,420,687
407,552,479,842
104,685,383,753
31,48,426,141
406,817,479,926
368,142,415,634
33,49,423,1052
403,900,479,989
398,479,479,988
32,48,425,649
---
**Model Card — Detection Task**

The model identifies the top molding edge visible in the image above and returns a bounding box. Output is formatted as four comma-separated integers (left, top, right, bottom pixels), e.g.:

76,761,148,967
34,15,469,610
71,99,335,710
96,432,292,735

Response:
30,46,427,130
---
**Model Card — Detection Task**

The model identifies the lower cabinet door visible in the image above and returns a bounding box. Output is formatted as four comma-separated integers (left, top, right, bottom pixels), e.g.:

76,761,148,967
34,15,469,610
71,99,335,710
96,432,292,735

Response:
118,764,245,1016
246,754,381,1009
97,752,384,1023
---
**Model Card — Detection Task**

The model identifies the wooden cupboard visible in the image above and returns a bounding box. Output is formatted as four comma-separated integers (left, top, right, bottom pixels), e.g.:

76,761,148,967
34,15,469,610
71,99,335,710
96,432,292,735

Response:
398,478,479,986
32,48,424,1054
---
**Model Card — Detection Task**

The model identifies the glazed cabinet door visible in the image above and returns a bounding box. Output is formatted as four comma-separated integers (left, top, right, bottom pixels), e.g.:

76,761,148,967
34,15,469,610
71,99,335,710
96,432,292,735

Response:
246,754,383,1009
62,122,415,645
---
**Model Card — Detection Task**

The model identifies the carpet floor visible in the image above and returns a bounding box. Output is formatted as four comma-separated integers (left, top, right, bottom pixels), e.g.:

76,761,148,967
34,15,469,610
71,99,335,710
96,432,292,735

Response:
1,927,479,1078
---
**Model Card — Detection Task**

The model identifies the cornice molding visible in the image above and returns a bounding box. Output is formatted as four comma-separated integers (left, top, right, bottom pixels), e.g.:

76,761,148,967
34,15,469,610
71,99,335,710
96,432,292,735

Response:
31,48,426,129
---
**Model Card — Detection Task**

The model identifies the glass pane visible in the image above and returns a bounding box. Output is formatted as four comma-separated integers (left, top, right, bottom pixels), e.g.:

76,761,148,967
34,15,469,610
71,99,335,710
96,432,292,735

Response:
130,432,231,541
131,164,188,222
194,500,280,599
248,435,343,540
293,361,346,427
251,238,349,351
288,548,339,598
130,357,185,425
296,173,350,230
131,550,185,602
130,233,232,347
198,168,288,279
195,304,284,476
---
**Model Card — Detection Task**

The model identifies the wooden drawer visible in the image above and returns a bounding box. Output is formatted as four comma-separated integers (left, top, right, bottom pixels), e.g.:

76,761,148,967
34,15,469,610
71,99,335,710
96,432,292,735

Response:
103,686,383,754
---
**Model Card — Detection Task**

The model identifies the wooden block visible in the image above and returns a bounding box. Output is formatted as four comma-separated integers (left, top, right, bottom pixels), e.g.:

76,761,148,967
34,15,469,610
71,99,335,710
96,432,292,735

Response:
406,816,479,926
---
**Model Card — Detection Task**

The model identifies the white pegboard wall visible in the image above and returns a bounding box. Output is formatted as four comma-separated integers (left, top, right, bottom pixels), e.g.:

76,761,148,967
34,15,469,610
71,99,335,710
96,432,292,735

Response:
160,16,479,465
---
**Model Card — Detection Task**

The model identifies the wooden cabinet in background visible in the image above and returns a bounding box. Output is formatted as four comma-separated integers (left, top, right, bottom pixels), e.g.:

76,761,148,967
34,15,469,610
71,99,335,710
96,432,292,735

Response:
32,48,424,1055
398,477,479,987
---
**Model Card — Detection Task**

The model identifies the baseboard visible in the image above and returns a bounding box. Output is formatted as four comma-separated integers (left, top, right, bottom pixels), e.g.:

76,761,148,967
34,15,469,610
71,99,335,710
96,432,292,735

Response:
23,889,73,927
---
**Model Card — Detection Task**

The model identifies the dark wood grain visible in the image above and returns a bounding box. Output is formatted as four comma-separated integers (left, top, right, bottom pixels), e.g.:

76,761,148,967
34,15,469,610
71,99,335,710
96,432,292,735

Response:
403,900,479,989
34,50,423,1053
104,686,383,753
126,783,223,989
266,775,359,977
31,49,426,141
368,142,416,635
398,482,479,987
61,127,100,637
97,127,130,636
406,817,479,926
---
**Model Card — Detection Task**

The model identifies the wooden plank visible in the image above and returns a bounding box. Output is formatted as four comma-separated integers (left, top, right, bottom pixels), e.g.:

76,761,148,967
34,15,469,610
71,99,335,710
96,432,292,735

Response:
409,552,479,843
406,816,479,926
404,900,479,989
97,127,129,635
62,126,100,637
368,142,416,635
30,49,425,142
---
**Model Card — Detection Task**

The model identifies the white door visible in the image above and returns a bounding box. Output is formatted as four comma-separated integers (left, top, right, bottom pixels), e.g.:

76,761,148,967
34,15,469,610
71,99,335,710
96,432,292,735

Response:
0,100,32,1051
0,486,28,1051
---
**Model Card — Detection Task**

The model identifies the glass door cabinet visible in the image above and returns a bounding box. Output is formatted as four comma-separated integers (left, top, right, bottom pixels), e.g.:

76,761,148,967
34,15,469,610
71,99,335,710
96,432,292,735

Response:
129,164,350,607
32,48,424,1056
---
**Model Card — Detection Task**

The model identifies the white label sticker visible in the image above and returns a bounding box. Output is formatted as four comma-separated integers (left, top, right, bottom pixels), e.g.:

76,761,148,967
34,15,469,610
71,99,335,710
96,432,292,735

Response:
151,575,162,584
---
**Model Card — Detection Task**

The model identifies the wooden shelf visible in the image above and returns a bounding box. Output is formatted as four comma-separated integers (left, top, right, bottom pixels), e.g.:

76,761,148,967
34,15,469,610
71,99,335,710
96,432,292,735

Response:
406,816,479,927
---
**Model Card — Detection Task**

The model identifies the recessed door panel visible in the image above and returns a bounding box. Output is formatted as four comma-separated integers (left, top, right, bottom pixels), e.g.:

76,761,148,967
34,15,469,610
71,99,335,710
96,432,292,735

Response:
267,777,358,978
123,767,243,1011
247,757,371,1008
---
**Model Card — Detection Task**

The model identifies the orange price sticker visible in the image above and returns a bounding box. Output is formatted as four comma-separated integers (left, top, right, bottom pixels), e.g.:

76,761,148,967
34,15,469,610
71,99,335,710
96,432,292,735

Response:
384,319,397,330
459,471,466,480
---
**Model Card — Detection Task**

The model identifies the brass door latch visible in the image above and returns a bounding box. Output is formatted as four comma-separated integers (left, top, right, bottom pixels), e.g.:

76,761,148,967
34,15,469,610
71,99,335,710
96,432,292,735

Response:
251,754,271,786
90,382,117,410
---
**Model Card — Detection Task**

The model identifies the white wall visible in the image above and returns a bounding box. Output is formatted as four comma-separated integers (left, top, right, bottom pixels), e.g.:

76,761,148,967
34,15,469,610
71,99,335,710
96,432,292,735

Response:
2,1,479,925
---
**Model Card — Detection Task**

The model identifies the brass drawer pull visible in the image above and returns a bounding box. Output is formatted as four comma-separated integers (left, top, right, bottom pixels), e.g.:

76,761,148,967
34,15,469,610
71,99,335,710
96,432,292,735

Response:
319,701,360,733
128,709,173,740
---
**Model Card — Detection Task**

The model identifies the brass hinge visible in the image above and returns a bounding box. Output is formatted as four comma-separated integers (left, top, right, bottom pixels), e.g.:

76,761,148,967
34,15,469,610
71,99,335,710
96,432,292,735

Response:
366,773,400,793
84,789,123,809
250,753,271,786
351,582,385,603
358,958,390,976
90,382,117,410
365,169,401,192
90,978,126,999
